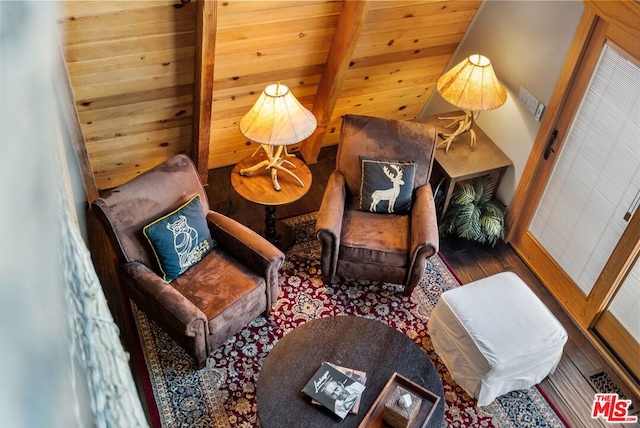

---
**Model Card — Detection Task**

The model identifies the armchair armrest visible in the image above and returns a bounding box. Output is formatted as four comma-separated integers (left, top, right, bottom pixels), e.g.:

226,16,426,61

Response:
120,261,207,337
206,211,285,306
315,170,347,280
406,183,440,294
410,183,439,255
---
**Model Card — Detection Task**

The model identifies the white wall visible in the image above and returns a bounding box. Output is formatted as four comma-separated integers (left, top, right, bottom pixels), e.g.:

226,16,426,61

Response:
0,3,78,427
422,0,584,206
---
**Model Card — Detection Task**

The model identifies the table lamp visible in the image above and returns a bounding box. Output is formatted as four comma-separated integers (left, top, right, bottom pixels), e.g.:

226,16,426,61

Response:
435,54,507,153
239,83,317,191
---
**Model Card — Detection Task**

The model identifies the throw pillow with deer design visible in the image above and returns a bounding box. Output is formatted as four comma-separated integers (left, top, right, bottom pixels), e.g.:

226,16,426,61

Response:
358,157,416,214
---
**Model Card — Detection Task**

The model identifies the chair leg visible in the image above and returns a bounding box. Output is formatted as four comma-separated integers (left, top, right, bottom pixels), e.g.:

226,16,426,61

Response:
195,356,207,370
322,274,335,284
403,283,416,297
193,326,208,369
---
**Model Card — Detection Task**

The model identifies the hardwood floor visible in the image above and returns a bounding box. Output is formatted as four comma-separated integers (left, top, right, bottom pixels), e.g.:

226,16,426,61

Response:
88,145,639,427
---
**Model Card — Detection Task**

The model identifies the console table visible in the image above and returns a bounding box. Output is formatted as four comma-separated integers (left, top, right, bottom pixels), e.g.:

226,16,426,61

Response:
416,113,512,218
231,152,312,252
256,316,445,427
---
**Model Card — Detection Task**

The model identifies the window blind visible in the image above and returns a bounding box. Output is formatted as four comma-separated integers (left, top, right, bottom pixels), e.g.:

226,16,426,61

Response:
530,44,640,302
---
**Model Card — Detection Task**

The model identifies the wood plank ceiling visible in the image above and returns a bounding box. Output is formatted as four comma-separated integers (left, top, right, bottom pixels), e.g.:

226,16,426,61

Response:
58,0,481,193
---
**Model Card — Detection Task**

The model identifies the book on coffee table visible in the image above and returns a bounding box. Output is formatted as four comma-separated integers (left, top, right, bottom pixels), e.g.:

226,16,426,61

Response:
311,363,367,414
302,361,366,419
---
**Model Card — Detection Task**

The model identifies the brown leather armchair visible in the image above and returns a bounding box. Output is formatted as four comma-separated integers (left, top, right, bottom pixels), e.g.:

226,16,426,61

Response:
315,115,439,296
92,154,285,368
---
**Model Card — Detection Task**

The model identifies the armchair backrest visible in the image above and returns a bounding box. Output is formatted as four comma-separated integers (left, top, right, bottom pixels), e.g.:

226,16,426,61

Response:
92,153,209,266
336,114,437,197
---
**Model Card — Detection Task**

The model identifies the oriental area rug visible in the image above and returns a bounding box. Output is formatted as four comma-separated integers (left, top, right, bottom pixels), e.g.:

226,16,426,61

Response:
132,212,567,428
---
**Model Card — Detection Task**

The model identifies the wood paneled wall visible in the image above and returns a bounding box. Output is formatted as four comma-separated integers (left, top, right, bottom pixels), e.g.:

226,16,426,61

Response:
59,1,197,190
58,0,480,191
209,1,342,167
331,1,479,138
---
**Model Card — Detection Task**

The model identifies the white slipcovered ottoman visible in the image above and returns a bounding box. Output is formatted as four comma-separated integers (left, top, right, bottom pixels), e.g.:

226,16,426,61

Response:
428,271,567,406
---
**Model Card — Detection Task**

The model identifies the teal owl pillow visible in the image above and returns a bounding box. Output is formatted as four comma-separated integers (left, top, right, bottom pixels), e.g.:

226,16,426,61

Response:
358,157,416,214
143,195,215,282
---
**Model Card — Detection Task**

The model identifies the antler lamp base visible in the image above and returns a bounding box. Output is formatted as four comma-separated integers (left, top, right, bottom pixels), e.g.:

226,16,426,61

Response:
239,144,304,191
436,110,477,154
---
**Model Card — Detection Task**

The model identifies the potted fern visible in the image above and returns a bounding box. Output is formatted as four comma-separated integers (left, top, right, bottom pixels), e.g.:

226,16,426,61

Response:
440,175,506,246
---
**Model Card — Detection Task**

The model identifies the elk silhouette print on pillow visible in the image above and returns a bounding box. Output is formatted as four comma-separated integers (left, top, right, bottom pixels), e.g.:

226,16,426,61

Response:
358,158,417,214
369,164,405,212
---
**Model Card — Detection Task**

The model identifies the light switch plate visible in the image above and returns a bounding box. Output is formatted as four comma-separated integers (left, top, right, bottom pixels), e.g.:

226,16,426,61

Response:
535,102,545,121
517,86,540,117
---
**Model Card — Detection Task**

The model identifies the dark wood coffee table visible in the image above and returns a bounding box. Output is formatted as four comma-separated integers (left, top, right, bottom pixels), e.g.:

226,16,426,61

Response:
256,316,445,427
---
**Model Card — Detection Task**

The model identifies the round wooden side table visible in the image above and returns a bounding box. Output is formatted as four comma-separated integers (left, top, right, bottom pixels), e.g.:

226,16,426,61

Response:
231,152,312,252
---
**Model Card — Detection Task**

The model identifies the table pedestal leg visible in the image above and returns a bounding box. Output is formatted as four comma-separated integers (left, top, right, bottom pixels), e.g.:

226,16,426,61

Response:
262,206,295,252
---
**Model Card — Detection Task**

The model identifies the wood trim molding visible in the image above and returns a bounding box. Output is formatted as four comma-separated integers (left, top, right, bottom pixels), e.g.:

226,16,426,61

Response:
509,17,608,239
511,232,590,328
505,9,600,242
584,0,640,41
511,210,640,332
192,0,217,184
584,210,640,324
299,0,370,164
594,310,640,384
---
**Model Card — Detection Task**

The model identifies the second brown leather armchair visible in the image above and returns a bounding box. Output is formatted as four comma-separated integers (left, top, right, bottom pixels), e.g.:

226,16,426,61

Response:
315,115,439,296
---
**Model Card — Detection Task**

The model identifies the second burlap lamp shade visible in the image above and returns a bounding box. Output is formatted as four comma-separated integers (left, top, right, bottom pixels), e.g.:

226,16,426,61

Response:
436,54,507,153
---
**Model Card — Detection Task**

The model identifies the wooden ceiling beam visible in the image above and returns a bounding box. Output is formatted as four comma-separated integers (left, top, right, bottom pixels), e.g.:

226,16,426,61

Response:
299,0,370,164
192,0,217,183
